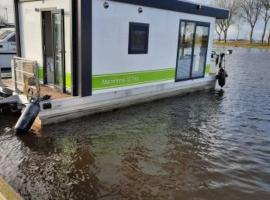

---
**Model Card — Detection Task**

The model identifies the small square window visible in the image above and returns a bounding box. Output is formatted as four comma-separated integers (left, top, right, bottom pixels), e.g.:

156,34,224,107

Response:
128,22,149,54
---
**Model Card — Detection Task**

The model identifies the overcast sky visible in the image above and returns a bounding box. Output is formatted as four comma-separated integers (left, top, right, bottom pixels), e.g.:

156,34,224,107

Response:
0,0,14,23
188,0,265,40
0,0,266,40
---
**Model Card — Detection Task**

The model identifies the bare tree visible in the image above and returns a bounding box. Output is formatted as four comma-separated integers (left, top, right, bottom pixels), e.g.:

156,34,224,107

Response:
260,0,270,44
214,0,240,43
240,0,263,43
268,31,270,45
215,21,224,41
0,7,8,24
236,24,241,40
0,15,7,24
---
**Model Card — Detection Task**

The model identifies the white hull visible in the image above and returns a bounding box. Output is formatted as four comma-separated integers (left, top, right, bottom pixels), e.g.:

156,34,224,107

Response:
38,76,216,125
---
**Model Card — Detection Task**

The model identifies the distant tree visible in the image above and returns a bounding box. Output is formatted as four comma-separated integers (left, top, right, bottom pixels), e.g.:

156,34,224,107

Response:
0,7,8,24
215,21,224,41
0,15,7,24
214,0,240,43
268,31,270,45
236,24,241,40
260,0,270,44
240,0,263,43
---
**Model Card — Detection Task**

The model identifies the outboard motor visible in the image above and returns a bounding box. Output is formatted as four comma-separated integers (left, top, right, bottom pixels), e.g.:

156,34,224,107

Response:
217,67,228,88
14,101,40,134
216,53,228,88
212,50,232,88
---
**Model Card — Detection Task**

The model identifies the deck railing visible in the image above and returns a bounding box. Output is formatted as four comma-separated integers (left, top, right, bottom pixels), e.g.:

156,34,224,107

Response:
11,57,40,100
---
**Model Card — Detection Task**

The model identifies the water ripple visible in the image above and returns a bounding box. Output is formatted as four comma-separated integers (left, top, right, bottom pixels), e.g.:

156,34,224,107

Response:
1,48,270,200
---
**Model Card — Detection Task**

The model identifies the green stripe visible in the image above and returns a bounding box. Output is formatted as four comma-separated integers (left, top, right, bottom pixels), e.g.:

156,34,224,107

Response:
205,64,211,75
38,67,43,80
92,68,175,90
38,64,210,92
38,67,72,90
65,73,72,90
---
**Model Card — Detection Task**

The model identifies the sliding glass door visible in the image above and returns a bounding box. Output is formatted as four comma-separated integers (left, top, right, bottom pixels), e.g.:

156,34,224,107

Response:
52,10,65,92
176,22,195,80
176,20,210,81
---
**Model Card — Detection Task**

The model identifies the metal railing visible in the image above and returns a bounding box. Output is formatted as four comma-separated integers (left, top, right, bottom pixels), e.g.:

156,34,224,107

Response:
12,57,40,100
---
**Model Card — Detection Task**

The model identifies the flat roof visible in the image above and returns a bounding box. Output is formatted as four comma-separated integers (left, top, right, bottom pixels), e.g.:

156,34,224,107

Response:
110,0,229,19
18,0,229,19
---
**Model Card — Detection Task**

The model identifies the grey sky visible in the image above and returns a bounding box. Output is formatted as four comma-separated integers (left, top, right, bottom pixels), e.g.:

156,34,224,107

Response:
0,0,267,40
0,0,14,23
188,0,266,40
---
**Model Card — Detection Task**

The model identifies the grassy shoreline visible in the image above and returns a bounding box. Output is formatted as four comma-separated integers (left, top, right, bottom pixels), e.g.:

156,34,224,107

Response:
214,41,270,49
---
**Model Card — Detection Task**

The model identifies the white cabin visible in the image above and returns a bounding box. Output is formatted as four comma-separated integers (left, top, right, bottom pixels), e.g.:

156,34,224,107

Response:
12,0,229,125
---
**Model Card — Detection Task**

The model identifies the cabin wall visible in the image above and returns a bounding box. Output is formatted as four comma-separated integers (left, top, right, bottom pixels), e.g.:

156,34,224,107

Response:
18,0,72,90
92,0,215,93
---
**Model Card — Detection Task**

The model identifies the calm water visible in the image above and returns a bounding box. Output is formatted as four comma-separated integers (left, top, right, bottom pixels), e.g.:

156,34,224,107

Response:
1,48,270,200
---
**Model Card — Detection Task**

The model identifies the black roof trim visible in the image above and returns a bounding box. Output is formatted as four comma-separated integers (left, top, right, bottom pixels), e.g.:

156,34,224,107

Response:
18,0,229,19
109,0,229,19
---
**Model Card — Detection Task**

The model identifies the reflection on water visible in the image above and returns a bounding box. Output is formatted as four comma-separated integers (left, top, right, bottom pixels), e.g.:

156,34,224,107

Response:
1,48,270,200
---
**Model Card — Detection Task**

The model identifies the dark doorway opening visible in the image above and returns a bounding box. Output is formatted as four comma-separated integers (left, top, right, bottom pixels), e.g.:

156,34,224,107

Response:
41,10,66,92
42,11,54,85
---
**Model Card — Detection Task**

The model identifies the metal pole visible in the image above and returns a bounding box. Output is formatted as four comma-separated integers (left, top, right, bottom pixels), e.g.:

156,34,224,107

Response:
5,7,8,23
11,58,18,92
0,68,2,86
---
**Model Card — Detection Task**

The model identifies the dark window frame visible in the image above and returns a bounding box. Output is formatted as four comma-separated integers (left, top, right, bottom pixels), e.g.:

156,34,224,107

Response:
128,22,149,54
175,19,210,82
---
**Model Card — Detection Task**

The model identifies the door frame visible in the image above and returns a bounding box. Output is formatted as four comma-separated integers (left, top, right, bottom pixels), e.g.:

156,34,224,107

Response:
41,9,66,93
41,10,50,85
175,19,210,82
52,9,66,93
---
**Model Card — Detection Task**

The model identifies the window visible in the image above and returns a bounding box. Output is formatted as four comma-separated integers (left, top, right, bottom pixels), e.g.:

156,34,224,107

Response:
128,22,149,54
8,35,16,42
192,26,209,78
176,20,209,81
0,30,12,40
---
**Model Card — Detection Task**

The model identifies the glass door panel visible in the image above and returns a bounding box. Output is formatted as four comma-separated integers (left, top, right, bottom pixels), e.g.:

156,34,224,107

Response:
176,20,210,81
192,26,209,78
176,21,195,80
52,10,65,91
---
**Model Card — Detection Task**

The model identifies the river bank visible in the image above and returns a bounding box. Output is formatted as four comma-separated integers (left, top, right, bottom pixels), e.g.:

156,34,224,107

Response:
215,41,270,49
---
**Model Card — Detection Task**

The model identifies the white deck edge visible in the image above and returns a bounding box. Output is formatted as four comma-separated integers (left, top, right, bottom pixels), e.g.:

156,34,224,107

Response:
38,76,216,125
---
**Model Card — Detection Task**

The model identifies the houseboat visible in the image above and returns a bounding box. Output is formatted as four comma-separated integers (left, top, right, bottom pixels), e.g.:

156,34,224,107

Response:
10,0,229,126
0,28,16,72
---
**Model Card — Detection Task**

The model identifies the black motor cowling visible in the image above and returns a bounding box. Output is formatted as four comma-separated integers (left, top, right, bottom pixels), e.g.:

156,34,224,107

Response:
217,68,228,88
15,102,40,134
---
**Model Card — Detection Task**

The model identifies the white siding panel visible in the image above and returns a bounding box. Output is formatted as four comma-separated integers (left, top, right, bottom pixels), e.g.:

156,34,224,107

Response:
18,0,72,75
92,0,215,75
